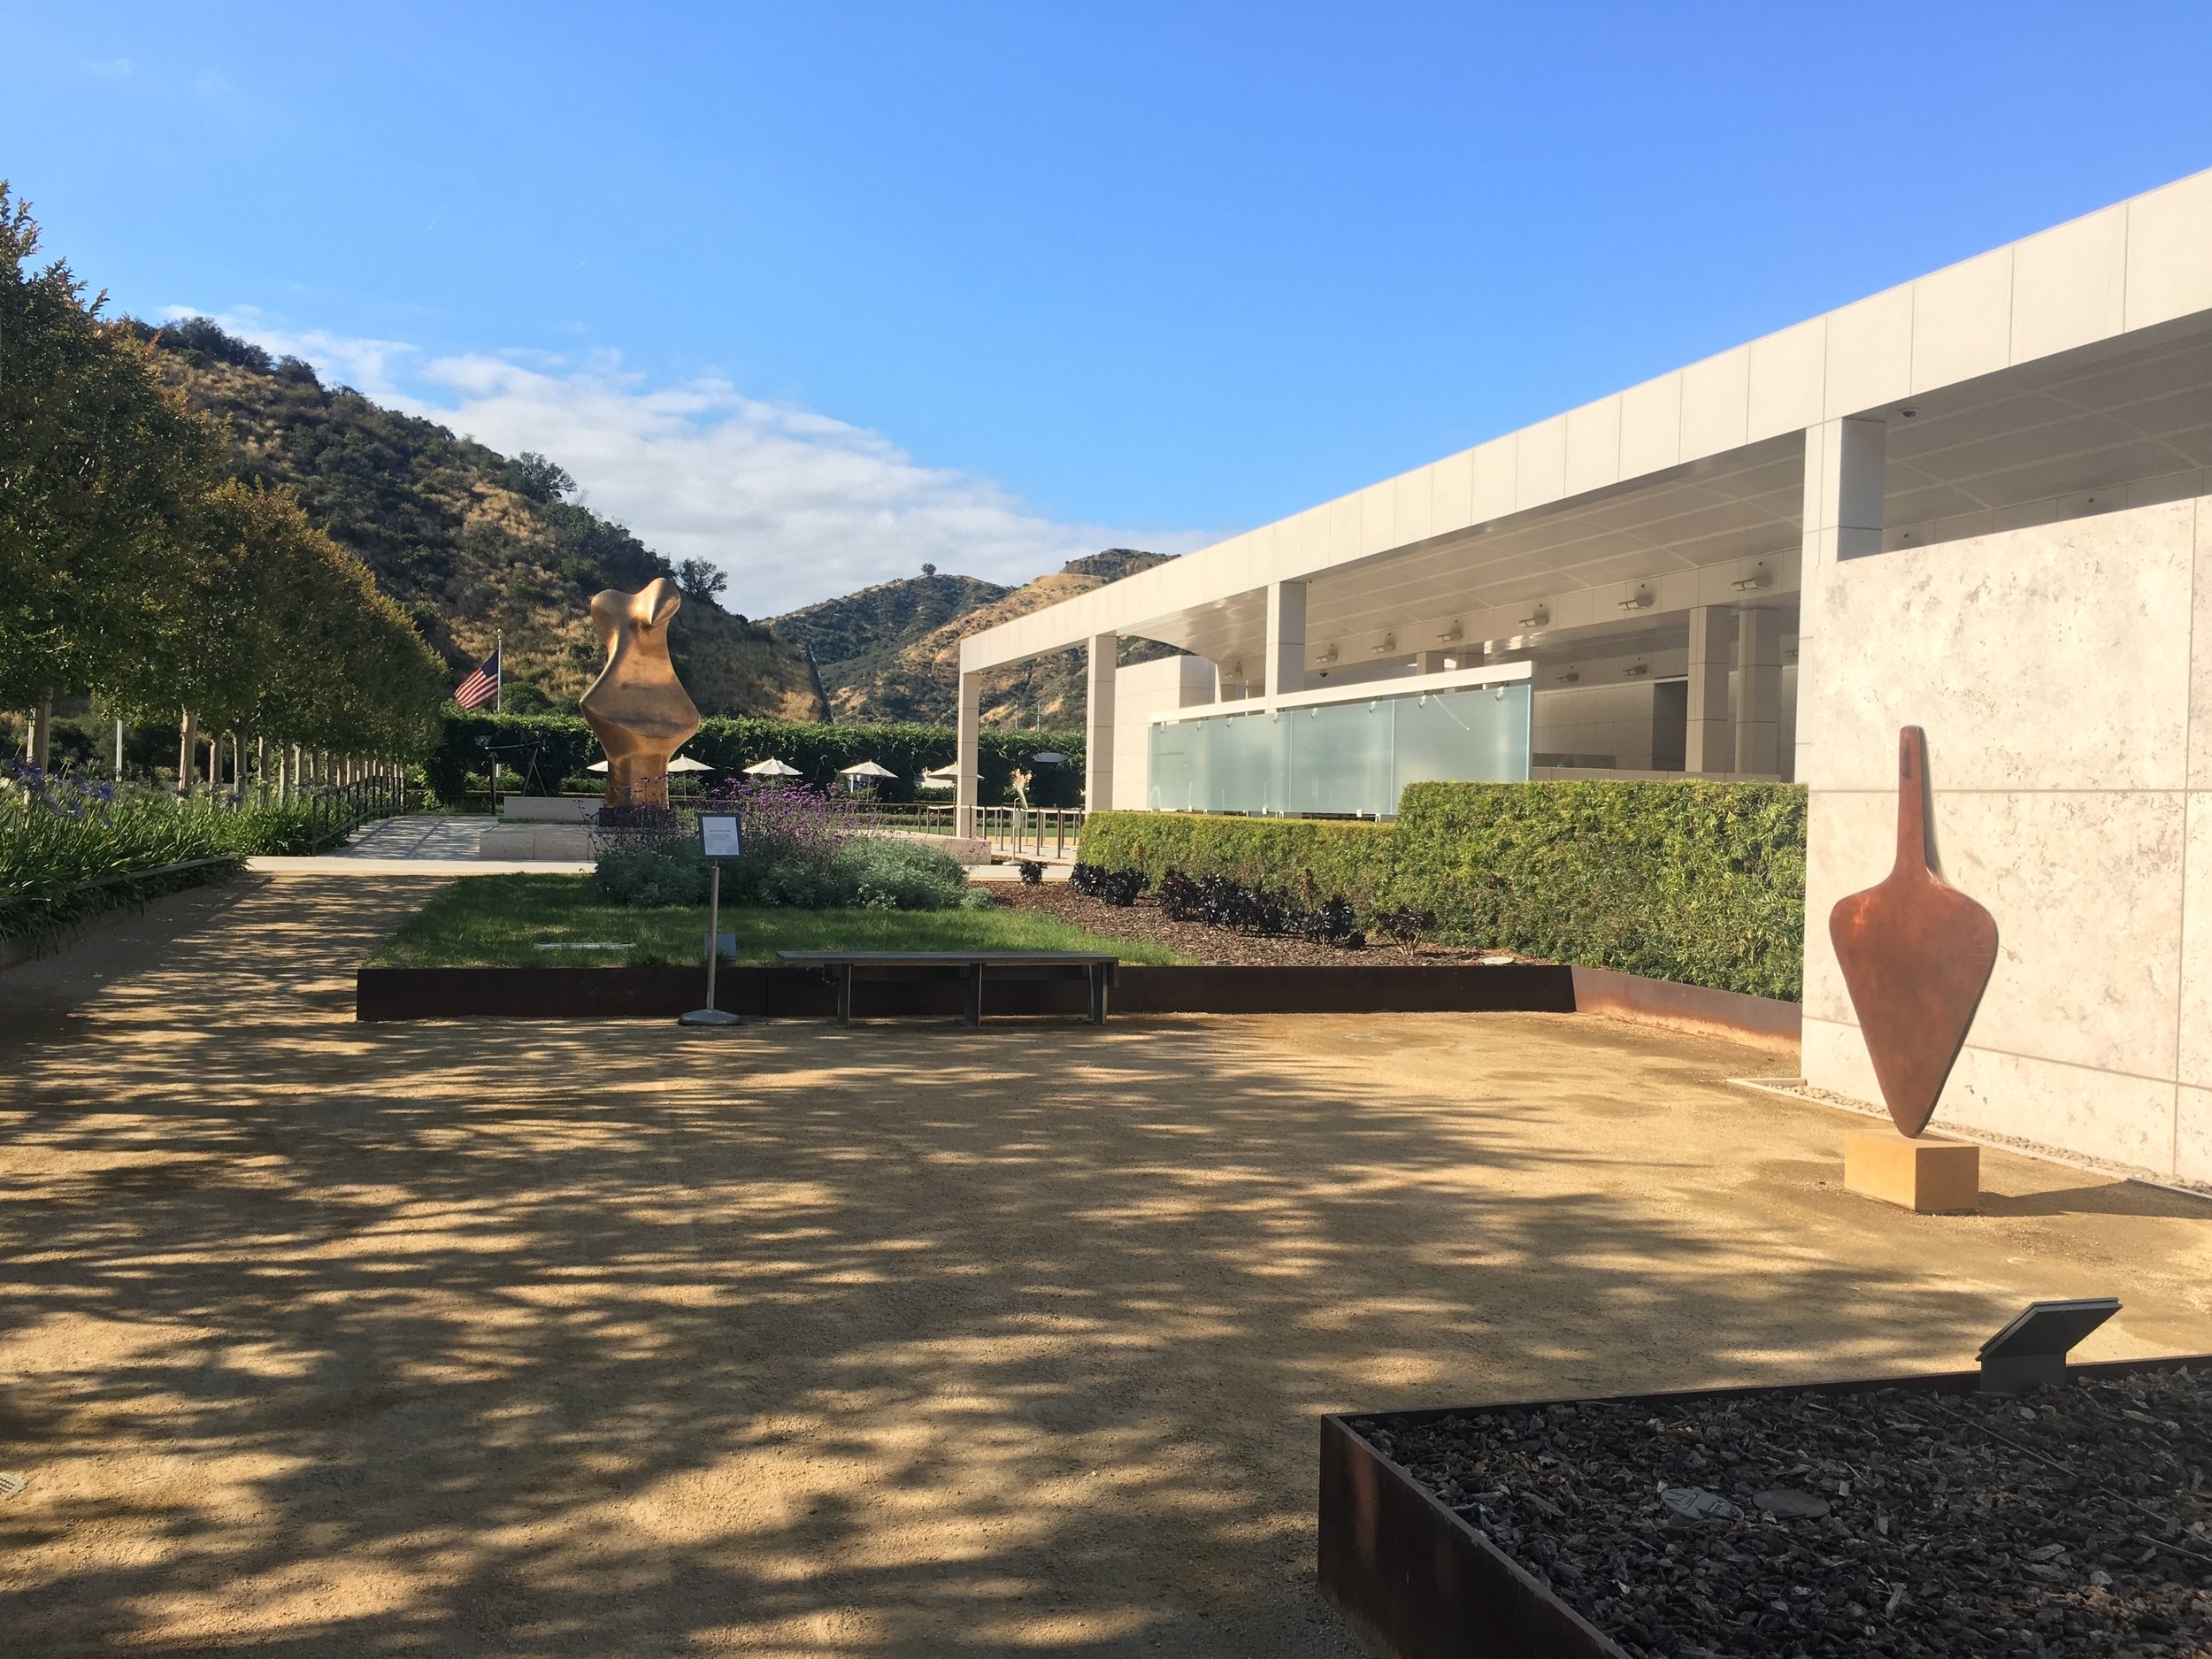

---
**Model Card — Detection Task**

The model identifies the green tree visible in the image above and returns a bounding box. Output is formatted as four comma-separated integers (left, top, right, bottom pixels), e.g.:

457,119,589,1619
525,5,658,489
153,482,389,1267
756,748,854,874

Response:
0,184,223,711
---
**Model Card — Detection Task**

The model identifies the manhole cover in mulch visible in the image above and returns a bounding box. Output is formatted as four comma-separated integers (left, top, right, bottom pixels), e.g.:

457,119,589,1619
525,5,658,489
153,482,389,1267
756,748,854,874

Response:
1360,1367,2212,1658
0,1472,25,1499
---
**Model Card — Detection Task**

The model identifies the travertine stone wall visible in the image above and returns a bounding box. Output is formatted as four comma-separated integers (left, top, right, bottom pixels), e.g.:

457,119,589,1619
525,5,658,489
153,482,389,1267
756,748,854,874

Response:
1800,493,2212,1180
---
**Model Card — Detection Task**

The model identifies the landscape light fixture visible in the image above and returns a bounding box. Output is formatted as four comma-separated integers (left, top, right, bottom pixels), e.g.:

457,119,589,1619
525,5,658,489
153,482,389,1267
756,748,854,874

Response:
1555,669,1581,684
1437,621,1463,643
1617,584,1655,612
1323,643,1340,663
1517,604,1549,629
1731,561,1773,592
1622,663,1649,677
1370,633,1398,655
1977,1297,2120,1394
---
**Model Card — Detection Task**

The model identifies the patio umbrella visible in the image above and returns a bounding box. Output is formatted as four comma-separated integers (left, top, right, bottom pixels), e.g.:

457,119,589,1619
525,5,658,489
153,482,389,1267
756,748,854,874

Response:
742,757,803,778
838,760,897,779
587,755,713,773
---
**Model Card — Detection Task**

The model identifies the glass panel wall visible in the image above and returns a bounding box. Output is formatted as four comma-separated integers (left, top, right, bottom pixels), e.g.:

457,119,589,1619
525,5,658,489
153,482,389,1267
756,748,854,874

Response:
1147,682,1531,817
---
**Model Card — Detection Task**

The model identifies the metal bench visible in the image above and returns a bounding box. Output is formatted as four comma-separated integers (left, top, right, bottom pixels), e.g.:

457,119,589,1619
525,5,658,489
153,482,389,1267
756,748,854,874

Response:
775,950,1119,1027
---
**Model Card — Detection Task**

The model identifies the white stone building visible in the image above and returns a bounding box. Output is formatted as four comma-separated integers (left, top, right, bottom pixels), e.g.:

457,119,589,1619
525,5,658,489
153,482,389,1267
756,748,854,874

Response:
958,165,2212,1183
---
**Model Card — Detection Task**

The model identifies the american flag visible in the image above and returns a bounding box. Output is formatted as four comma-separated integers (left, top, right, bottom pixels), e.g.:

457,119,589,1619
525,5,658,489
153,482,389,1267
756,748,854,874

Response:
453,647,500,710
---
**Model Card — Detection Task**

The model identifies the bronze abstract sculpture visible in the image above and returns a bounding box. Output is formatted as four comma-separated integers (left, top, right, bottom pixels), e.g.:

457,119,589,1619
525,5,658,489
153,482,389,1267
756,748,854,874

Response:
1829,726,1999,1137
579,577,700,811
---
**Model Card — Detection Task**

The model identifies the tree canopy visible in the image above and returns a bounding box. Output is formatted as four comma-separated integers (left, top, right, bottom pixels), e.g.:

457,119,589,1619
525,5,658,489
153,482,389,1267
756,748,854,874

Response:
0,184,448,755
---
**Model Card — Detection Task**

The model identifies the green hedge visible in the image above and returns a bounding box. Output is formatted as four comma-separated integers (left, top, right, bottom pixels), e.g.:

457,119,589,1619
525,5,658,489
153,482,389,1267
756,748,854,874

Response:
426,713,1085,807
1079,780,1808,1001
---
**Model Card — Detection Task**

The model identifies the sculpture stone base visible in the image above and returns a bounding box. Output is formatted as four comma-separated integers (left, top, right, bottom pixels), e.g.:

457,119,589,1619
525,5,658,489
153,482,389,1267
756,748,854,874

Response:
1844,1127,1979,1214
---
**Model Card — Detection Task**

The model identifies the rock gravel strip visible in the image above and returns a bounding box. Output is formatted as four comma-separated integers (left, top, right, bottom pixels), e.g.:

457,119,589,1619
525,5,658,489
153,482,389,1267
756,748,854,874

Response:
0,874,2208,1655
1366,1366,2212,1658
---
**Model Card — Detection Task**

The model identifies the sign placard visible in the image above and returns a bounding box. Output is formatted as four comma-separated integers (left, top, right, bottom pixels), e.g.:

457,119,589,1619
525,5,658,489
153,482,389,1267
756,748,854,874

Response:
700,814,743,860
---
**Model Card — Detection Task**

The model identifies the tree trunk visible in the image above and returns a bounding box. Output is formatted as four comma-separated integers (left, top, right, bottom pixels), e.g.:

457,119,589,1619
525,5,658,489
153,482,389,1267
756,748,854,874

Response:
179,710,199,790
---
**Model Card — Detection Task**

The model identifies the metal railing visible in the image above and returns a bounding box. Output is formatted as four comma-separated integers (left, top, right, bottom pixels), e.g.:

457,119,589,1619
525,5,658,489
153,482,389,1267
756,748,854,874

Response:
300,774,410,853
972,806,1085,860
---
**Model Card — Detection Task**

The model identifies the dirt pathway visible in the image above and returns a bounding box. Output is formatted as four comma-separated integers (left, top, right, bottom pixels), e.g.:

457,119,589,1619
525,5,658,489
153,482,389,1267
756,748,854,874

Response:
2,877,2208,1655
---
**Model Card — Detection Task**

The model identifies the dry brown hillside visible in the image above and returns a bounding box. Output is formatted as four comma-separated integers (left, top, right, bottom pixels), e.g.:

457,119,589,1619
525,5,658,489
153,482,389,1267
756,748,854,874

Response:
138,318,826,721
777,549,1180,725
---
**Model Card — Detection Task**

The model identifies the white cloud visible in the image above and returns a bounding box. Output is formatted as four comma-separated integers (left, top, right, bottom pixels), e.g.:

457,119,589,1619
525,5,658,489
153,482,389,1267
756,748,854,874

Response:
175,309,1217,617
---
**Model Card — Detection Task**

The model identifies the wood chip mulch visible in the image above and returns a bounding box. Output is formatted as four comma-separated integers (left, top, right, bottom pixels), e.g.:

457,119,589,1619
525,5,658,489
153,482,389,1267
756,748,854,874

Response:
1364,1366,2212,1659
979,879,1526,967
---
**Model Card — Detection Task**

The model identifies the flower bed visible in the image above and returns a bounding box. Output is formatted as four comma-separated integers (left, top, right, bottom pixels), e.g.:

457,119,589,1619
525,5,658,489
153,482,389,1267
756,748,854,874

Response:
1329,1362,2212,1659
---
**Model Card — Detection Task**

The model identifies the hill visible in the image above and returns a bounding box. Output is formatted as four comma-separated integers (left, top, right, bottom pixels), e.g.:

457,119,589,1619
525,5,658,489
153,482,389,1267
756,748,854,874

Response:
134,318,826,721
770,549,1179,725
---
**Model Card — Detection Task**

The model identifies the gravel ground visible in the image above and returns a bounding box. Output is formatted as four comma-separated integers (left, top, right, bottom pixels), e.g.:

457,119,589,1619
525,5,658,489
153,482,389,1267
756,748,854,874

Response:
983,879,1525,968
1362,1368,2212,1659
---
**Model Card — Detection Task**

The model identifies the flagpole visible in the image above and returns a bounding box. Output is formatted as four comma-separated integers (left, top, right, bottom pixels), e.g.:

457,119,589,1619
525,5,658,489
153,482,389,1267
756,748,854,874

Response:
490,631,503,812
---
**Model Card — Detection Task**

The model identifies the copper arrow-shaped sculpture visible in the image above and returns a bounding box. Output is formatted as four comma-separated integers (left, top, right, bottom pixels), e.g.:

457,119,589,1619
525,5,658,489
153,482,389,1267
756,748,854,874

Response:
1828,726,2000,1137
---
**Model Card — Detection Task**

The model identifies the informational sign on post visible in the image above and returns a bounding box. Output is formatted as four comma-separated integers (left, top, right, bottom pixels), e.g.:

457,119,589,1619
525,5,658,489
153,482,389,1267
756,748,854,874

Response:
680,815,745,1027
700,815,743,861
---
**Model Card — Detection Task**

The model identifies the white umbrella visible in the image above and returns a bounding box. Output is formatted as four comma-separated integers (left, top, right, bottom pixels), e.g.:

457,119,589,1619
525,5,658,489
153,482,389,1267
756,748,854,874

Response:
838,760,897,779
586,755,713,773
1030,751,1067,764
743,757,803,778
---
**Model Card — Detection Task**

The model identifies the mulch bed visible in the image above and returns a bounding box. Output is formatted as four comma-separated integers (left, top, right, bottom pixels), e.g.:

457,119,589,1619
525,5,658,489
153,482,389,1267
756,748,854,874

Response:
1359,1368,2212,1659
982,879,1524,968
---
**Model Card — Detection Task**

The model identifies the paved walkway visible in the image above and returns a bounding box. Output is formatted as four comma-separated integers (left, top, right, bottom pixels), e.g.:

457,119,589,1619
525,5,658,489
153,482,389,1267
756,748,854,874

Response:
1,877,2208,1655
251,814,595,877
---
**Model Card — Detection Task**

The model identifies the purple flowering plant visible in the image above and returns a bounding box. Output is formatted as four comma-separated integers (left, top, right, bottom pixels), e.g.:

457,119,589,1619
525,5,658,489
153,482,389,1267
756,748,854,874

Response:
701,776,856,869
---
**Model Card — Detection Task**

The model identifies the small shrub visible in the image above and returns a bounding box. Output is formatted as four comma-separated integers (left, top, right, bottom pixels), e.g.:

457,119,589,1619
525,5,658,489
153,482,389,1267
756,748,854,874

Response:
833,836,967,912
594,841,711,907
960,887,1000,910
1296,895,1361,947
1071,862,1145,907
1018,860,1043,885
1371,905,1437,947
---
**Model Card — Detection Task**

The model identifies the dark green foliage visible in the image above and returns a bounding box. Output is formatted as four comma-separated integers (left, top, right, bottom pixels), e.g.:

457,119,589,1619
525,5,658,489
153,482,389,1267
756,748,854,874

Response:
593,841,711,908
429,712,1084,807
1079,780,1809,1000
1076,814,1395,907
595,828,966,913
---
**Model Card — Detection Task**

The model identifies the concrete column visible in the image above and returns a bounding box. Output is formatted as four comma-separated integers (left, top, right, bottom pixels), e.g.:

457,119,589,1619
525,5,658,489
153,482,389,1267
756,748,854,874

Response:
1686,606,1734,774
954,668,981,838
1795,416,1886,787
1085,633,1116,811
1733,607,1784,776
1265,580,1307,700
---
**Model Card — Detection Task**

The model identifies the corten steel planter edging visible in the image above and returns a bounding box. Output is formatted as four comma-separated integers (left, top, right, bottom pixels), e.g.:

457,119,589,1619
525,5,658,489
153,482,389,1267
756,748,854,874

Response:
1567,965,1800,1049
1318,1353,2212,1659
354,963,1579,1021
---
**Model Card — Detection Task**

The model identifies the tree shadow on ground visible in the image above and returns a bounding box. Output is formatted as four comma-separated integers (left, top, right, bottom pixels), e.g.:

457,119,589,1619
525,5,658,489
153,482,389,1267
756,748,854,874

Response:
0,877,2203,1656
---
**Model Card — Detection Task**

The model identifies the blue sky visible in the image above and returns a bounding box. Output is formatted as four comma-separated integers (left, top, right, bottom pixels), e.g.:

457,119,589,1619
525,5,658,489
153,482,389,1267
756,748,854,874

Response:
11,3,2212,612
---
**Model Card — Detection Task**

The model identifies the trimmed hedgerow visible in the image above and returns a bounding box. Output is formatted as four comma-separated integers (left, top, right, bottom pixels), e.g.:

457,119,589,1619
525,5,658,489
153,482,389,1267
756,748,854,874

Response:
1077,780,1808,1001
1075,813,1395,910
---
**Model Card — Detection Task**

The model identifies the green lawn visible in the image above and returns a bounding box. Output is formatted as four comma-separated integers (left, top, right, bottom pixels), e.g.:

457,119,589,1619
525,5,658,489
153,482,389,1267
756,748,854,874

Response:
366,874,1185,967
